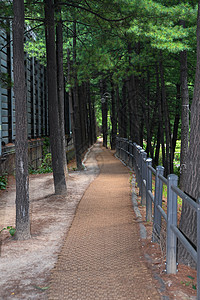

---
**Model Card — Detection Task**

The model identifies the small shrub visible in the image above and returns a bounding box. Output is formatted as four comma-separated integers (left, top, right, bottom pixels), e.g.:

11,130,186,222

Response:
29,153,53,174
0,174,8,190
0,226,16,236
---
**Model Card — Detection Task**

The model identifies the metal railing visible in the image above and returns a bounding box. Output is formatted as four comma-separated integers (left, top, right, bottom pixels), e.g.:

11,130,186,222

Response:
116,136,200,299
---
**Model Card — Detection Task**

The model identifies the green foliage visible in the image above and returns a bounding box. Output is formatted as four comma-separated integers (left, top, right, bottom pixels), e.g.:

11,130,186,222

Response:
42,137,50,156
29,153,52,174
181,275,196,290
0,73,13,89
0,226,16,237
0,174,8,190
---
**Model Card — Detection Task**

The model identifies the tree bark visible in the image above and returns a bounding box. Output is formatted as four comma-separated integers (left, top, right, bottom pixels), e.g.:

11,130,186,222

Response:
156,63,165,168
121,80,127,138
111,79,117,149
159,56,172,175
87,82,93,146
130,75,140,144
100,79,108,147
13,0,30,240
44,0,67,194
179,49,190,190
55,0,68,176
171,84,181,166
72,20,83,169
178,4,200,266
67,48,74,136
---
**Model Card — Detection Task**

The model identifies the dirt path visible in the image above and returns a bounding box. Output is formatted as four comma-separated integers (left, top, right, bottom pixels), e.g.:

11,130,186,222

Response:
0,143,101,300
48,145,161,299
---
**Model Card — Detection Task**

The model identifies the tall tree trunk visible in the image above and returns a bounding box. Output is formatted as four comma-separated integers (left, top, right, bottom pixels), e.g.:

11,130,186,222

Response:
72,20,83,169
178,5,200,266
130,75,140,144
67,48,74,137
121,81,127,138
179,49,190,190
154,126,161,167
87,82,93,146
55,0,68,176
100,79,108,147
116,85,120,136
159,57,172,174
78,84,87,151
171,84,181,166
44,0,67,194
13,0,30,240
156,63,165,167
111,79,117,149
91,96,96,143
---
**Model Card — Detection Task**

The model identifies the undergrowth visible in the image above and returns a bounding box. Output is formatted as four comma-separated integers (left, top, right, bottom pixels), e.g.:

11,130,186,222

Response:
0,173,8,190
29,153,53,174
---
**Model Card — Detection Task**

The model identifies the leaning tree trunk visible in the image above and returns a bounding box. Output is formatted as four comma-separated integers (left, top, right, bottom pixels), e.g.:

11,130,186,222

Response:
44,0,67,195
178,3,200,267
55,0,68,176
13,0,30,240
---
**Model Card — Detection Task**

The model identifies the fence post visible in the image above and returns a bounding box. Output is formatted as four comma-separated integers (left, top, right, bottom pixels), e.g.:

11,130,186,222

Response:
139,149,145,196
133,142,137,172
119,137,122,160
123,138,126,162
152,165,164,242
146,158,152,222
116,136,119,157
121,138,123,161
197,197,200,300
129,141,133,169
125,139,129,165
141,151,147,205
135,145,142,188
128,140,132,168
166,174,178,274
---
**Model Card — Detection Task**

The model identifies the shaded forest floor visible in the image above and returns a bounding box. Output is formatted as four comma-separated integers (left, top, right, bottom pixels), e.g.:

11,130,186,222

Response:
0,145,100,300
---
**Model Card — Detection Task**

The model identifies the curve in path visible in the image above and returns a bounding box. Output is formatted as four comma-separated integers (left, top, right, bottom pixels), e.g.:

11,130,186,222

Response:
48,143,161,300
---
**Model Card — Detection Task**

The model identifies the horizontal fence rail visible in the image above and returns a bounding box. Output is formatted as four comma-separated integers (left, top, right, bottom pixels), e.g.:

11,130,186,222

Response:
116,136,200,300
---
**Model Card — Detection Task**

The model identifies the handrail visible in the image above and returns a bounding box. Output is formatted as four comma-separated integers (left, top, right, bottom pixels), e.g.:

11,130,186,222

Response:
115,136,200,299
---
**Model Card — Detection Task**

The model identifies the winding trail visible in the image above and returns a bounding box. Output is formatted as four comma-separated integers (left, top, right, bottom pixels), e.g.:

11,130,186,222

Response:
48,142,161,299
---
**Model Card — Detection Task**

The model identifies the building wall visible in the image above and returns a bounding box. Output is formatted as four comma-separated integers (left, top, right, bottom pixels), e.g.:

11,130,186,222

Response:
0,25,72,174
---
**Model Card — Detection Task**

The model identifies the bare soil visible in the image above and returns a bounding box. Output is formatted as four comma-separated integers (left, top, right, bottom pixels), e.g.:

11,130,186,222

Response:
0,144,101,300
